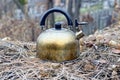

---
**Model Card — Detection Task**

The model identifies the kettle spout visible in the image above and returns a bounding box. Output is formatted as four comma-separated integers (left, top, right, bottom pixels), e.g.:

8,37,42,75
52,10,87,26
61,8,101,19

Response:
74,20,88,40
76,30,84,40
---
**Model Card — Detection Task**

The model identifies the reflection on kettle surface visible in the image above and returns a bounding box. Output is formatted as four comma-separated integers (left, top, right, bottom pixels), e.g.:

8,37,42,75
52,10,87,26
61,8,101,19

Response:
36,8,87,62
37,41,79,62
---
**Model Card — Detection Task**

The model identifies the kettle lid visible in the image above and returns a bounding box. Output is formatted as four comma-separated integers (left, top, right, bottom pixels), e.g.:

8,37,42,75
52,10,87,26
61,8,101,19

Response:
46,22,72,33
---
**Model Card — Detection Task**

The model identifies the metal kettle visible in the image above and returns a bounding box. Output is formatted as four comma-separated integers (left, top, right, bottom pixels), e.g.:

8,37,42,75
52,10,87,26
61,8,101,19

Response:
36,8,87,62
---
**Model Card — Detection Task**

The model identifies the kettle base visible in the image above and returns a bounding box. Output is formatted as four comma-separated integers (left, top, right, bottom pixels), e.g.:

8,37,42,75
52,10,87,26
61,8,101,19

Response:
36,42,79,62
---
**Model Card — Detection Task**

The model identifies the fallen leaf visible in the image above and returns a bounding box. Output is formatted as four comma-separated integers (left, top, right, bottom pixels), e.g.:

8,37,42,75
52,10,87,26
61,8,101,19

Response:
112,70,117,76
85,41,94,47
96,34,104,41
108,40,120,50
112,48,120,54
117,58,120,62
84,62,96,72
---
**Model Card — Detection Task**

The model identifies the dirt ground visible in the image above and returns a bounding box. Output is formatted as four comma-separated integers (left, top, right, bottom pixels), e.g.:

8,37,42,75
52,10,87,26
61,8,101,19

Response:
0,22,120,80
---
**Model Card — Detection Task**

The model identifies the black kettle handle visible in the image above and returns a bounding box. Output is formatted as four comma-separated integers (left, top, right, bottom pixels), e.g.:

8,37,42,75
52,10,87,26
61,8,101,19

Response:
40,8,73,26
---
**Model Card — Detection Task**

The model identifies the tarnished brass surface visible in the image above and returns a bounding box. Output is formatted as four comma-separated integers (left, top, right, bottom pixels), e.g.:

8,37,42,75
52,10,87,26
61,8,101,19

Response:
76,31,84,40
36,41,79,62
36,28,80,62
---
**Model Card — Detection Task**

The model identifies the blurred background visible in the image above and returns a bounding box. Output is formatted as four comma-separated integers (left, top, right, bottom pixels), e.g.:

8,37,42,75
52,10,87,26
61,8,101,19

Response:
0,0,120,41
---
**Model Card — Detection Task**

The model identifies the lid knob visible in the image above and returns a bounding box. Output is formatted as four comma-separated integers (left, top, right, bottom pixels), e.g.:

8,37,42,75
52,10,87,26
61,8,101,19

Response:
55,22,61,30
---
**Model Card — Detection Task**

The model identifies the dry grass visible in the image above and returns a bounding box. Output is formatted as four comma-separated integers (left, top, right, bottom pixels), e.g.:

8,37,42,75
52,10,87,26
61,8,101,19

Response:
0,38,120,79
0,21,120,80
0,17,40,41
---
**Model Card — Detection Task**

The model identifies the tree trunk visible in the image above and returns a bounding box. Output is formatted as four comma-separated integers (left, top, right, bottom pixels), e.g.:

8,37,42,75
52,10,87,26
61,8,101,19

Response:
67,0,73,20
74,0,81,20
13,0,29,19
46,0,54,28
67,0,81,32
0,10,2,19
3,0,7,14
74,0,81,32
13,0,25,14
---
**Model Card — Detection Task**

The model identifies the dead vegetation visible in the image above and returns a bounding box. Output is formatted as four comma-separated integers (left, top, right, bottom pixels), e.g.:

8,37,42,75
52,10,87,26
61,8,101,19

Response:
0,22,120,80
0,17,40,41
